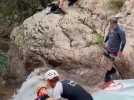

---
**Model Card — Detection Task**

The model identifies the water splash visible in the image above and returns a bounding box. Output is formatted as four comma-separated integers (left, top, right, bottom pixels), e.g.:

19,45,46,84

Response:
12,68,48,100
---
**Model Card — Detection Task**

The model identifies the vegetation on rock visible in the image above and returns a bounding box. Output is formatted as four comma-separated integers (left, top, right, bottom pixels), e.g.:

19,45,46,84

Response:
95,34,104,45
0,0,54,23
0,53,8,74
107,0,126,12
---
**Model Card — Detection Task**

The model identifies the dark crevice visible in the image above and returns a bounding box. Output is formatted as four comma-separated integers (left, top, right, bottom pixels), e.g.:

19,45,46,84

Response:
47,59,62,67
60,26,73,47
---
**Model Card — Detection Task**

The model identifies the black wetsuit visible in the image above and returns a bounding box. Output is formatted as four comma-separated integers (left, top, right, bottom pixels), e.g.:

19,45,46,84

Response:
61,80,93,100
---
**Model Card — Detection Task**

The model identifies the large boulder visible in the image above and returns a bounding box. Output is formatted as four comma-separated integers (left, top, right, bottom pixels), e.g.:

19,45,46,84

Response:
10,0,134,86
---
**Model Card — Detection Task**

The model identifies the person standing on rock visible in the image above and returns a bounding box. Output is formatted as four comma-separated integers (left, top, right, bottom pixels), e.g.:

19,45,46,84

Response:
104,17,126,58
102,17,126,89
43,69,93,100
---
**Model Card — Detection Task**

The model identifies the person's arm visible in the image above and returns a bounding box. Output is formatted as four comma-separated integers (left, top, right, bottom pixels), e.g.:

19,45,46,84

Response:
53,82,63,100
59,0,64,8
119,31,126,52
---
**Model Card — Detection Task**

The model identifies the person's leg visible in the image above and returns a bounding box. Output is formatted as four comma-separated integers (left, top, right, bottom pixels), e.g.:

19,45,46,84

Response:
105,67,116,82
68,0,78,6
105,70,112,82
59,0,64,9
50,0,66,14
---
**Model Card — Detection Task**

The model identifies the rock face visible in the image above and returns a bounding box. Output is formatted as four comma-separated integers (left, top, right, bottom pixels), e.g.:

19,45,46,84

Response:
0,0,54,53
10,0,134,86
106,0,134,79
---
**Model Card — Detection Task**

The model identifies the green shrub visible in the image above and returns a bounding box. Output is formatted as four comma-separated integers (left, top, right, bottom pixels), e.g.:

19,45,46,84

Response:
0,0,55,23
95,34,104,45
0,53,8,73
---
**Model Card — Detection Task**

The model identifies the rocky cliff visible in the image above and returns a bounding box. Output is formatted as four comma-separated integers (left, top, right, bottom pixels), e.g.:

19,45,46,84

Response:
10,0,134,86
0,0,54,52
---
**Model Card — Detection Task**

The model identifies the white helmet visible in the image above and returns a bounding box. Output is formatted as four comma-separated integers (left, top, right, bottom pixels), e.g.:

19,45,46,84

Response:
45,69,59,80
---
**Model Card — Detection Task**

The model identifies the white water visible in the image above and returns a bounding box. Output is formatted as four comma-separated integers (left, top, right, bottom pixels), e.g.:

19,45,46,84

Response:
13,77,42,100
12,68,47,100
12,67,134,100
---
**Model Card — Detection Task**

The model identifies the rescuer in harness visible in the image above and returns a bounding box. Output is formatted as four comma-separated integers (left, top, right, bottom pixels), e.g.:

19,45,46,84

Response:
45,69,93,100
36,69,93,100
